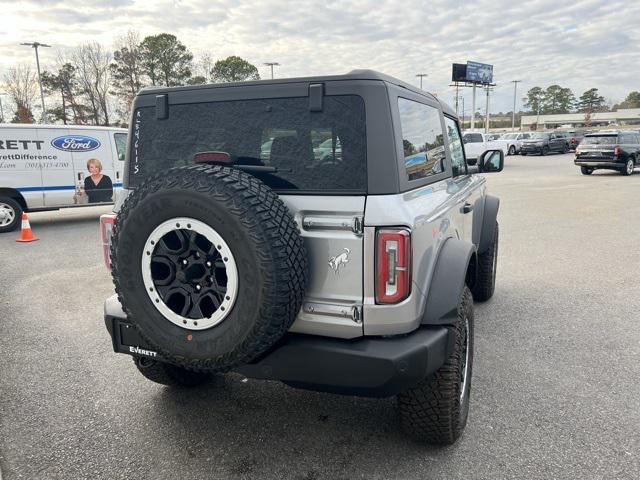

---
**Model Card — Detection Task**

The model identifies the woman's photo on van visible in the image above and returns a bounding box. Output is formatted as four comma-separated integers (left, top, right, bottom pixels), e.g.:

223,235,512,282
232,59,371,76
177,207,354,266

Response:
84,158,113,203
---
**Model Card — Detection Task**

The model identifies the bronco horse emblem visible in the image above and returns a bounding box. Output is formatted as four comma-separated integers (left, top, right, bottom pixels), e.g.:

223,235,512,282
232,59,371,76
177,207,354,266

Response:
329,248,350,274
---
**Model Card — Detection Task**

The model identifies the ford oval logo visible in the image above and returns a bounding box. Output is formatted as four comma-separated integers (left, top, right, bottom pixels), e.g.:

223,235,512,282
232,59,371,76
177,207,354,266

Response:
51,135,101,152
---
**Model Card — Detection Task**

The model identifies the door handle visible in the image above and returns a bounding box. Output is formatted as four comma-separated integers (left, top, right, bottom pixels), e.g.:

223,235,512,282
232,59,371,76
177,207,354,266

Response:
462,202,473,214
116,171,120,180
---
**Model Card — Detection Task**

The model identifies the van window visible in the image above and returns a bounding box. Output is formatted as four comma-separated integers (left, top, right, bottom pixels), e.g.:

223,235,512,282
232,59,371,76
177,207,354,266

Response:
114,133,127,161
130,96,366,192
398,98,445,182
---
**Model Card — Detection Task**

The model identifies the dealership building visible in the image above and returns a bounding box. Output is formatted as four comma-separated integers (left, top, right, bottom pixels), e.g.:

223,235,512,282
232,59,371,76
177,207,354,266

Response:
520,108,640,129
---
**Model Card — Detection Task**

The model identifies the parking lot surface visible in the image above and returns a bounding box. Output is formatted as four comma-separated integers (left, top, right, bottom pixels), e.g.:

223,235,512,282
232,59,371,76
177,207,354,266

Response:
1,154,639,479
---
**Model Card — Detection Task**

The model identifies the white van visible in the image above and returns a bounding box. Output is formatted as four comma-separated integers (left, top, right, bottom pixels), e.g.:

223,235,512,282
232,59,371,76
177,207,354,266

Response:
0,124,127,232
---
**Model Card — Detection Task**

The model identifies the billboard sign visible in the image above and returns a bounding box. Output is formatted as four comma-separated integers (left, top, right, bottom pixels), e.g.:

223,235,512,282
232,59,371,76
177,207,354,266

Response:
452,63,467,82
465,61,493,84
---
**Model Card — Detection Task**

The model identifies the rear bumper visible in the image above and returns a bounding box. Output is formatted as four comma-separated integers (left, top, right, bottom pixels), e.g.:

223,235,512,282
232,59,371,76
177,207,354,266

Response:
574,160,622,168
520,145,543,154
104,295,452,398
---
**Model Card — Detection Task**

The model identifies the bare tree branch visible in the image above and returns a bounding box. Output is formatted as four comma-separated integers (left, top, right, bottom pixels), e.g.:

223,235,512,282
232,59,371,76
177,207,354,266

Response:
3,64,38,123
71,42,112,125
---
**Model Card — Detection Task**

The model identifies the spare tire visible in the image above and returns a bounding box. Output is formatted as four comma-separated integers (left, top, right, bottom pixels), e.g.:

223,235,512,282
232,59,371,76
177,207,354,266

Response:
111,165,309,372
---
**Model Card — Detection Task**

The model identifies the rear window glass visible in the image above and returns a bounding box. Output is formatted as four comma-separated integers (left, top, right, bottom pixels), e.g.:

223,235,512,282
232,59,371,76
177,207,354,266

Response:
129,95,366,192
582,135,617,145
398,98,446,182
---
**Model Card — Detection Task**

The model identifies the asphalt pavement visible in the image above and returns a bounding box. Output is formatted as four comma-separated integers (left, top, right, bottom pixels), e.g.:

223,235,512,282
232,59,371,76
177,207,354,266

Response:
1,155,639,479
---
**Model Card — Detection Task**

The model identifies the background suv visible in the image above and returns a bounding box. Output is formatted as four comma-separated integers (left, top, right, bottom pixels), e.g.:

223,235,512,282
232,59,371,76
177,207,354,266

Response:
575,130,640,175
520,132,570,155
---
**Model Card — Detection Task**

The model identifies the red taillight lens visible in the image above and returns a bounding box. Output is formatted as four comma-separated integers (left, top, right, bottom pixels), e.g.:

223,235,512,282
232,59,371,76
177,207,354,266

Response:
376,229,411,304
100,213,117,270
614,146,621,156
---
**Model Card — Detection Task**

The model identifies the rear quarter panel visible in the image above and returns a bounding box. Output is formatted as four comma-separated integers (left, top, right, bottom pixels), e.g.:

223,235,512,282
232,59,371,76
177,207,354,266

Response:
363,177,476,335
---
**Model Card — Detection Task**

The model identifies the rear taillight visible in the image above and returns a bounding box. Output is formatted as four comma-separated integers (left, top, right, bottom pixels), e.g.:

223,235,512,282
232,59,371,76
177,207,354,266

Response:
376,229,411,304
100,213,117,270
614,146,621,156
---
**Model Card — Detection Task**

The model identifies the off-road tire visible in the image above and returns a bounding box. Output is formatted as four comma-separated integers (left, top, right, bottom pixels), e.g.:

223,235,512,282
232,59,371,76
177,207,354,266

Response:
580,166,593,175
133,357,213,387
0,196,23,233
472,223,498,302
398,286,474,445
111,165,309,372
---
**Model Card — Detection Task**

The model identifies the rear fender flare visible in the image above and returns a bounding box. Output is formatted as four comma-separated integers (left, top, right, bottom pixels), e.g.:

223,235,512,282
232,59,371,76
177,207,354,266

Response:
421,238,476,326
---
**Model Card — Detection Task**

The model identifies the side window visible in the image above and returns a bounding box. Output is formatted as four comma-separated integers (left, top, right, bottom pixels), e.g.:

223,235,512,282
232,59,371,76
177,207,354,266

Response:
398,98,445,182
114,133,127,161
444,117,466,177
464,133,483,143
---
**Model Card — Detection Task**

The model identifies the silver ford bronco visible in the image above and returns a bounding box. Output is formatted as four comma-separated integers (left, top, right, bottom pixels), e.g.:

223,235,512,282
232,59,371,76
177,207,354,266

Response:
101,70,503,445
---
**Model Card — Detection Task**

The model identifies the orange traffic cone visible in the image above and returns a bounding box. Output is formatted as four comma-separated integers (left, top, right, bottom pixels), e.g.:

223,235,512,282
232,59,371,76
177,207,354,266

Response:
16,213,39,243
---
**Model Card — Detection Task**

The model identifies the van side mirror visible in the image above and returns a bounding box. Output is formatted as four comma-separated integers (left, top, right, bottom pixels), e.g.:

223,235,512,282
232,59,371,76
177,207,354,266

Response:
478,150,504,173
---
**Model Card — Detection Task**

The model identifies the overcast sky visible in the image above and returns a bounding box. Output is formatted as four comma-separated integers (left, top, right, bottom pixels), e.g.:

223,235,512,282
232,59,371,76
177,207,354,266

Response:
1,0,639,115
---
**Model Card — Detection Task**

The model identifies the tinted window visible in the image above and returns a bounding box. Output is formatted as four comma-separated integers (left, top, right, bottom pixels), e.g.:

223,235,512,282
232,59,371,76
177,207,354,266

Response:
464,133,483,143
114,133,127,161
398,98,445,181
582,135,617,145
444,117,466,177
530,133,550,139
130,96,366,192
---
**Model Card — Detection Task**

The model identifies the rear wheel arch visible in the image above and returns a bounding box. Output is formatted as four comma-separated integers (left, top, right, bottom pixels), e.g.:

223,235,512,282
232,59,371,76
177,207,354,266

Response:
0,188,27,210
422,237,476,326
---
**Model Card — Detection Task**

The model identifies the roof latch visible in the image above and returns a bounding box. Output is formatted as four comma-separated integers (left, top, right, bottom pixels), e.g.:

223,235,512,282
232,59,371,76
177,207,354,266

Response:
309,83,324,112
156,94,168,120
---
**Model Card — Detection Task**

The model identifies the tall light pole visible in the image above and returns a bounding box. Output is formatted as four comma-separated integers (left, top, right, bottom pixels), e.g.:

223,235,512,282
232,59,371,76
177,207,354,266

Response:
416,73,428,90
484,86,491,133
511,80,521,131
264,62,280,79
21,42,51,123
471,84,477,130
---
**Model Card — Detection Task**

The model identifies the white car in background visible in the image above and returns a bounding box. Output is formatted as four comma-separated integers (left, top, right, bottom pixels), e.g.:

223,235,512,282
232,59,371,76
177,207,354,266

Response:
462,132,508,165
495,132,532,155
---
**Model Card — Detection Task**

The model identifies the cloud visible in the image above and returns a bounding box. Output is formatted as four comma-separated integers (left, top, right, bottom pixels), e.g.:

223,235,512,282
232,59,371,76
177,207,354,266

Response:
1,0,639,114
